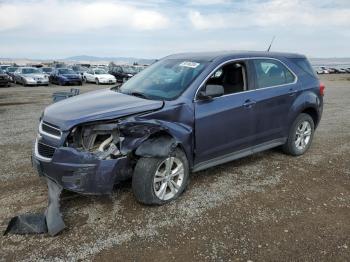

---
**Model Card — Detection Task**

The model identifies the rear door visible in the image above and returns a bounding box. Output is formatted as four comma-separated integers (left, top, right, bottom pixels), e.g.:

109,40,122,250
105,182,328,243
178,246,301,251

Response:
249,58,298,145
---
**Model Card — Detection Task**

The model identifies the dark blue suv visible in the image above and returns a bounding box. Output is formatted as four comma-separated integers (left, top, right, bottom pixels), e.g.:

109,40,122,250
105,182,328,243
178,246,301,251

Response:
33,51,324,205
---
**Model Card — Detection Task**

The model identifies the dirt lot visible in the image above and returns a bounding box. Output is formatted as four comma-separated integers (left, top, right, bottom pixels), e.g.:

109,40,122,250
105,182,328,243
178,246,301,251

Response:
0,75,349,261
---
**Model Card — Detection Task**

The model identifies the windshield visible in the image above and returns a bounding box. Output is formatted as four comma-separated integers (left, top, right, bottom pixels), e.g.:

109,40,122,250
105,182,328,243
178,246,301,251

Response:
22,68,40,74
42,68,53,73
94,69,106,74
0,69,3,74
122,66,137,74
119,59,208,100
58,68,75,74
7,67,17,72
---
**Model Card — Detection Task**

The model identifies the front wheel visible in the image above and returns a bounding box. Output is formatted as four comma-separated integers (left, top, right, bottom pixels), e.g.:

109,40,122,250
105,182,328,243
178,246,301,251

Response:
283,113,315,156
132,148,189,205
95,78,99,85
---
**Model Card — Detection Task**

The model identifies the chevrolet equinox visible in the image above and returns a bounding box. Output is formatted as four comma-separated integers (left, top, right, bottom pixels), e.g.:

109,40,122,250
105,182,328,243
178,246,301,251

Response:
33,51,324,205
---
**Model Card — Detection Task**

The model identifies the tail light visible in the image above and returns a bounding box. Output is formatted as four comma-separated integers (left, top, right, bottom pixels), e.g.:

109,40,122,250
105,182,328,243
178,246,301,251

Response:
319,82,325,96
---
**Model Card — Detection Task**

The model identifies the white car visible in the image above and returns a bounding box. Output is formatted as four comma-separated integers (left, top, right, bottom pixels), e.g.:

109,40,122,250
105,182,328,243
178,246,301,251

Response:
83,68,116,85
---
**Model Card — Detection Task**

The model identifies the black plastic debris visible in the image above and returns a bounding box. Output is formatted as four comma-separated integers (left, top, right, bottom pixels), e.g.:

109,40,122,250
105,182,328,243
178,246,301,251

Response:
3,177,65,237
3,214,47,235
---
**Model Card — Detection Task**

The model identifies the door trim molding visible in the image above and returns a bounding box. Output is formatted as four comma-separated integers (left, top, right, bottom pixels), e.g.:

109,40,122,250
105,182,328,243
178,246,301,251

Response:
192,138,287,172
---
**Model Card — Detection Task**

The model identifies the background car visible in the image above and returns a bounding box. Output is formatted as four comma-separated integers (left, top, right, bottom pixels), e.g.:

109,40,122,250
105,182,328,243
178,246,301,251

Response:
13,67,49,86
108,65,137,83
69,65,88,78
0,65,11,71
83,68,116,85
49,68,82,86
40,67,53,77
0,69,11,87
5,66,18,82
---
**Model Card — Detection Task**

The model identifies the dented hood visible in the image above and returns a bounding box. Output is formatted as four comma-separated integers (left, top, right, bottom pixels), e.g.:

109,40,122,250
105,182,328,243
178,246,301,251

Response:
43,89,163,131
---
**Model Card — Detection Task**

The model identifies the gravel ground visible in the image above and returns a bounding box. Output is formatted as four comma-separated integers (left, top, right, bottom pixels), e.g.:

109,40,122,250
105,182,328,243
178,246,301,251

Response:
0,75,349,261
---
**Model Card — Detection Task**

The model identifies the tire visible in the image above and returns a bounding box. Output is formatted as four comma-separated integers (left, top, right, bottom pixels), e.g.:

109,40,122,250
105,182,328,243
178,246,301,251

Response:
95,78,99,85
283,113,315,156
132,148,190,205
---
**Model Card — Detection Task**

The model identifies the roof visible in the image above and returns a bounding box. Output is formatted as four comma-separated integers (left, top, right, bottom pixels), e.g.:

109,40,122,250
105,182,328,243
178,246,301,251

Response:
164,50,305,61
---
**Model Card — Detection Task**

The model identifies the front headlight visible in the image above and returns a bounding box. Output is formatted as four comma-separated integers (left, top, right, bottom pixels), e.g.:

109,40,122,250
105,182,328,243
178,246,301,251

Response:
25,77,35,81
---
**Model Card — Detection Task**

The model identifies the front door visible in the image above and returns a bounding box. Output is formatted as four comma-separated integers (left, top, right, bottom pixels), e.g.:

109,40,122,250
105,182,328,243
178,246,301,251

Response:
194,61,256,164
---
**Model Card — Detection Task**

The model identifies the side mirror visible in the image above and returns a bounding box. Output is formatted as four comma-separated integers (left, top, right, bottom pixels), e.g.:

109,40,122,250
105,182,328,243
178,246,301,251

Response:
198,84,224,100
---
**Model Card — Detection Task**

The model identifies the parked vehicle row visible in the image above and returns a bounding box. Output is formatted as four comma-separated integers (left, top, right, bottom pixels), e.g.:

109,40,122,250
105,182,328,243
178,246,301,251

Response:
0,63,147,87
315,66,350,74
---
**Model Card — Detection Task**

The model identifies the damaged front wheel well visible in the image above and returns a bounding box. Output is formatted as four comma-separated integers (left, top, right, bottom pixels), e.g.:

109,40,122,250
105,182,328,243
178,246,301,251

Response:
134,132,180,158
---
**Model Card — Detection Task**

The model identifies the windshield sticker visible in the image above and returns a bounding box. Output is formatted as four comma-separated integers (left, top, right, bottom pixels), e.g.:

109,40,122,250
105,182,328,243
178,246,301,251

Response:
179,61,200,68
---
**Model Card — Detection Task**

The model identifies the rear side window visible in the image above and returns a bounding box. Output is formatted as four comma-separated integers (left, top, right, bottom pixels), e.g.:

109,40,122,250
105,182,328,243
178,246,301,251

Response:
290,58,317,78
253,59,295,89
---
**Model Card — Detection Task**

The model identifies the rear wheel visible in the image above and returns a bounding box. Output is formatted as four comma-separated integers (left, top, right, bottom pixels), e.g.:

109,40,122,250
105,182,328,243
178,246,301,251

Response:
132,148,189,205
95,78,99,85
283,113,314,156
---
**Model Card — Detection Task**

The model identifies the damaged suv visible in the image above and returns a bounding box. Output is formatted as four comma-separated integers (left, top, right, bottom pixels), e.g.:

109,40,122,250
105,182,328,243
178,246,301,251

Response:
33,51,324,205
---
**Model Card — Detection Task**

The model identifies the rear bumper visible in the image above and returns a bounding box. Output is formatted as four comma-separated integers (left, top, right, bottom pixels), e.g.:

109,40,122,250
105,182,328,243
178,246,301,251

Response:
32,145,131,195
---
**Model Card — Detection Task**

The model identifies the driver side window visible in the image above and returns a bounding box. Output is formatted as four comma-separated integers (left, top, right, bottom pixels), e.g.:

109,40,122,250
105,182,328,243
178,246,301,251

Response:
204,61,247,96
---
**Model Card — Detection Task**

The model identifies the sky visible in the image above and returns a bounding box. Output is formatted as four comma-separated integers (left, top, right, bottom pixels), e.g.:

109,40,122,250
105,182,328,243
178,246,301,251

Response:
0,0,349,59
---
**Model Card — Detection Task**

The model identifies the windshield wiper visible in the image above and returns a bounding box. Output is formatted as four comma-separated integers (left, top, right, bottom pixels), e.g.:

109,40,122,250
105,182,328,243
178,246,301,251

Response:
129,91,150,99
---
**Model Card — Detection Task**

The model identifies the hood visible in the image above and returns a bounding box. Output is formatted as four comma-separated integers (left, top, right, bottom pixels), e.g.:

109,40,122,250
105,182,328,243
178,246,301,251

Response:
23,73,46,79
43,89,164,131
60,74,80,79
97,74,114,78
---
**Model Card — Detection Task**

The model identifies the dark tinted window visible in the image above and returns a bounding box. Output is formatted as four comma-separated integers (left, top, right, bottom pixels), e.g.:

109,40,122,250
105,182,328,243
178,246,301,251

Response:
206,62,247,95
291,58,317,78
253,59,295,89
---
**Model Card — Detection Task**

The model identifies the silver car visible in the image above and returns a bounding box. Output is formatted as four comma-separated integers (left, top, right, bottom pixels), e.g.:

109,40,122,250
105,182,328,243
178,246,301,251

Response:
14,67,49,86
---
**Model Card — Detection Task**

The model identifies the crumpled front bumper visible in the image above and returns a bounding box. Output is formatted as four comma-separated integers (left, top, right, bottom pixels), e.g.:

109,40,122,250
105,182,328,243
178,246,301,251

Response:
32,146,131,195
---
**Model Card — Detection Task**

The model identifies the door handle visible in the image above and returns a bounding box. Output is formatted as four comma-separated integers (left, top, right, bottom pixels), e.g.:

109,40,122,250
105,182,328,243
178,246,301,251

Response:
289,88,298,96
243,99,256,108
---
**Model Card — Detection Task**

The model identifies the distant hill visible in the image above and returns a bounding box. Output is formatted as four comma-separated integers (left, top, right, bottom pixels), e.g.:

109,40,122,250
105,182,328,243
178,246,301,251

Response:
65,55,156,65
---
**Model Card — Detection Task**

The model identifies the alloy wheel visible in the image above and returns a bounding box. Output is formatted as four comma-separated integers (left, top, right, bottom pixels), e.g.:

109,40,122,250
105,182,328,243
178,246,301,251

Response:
295,120,312,151
153,157,185,201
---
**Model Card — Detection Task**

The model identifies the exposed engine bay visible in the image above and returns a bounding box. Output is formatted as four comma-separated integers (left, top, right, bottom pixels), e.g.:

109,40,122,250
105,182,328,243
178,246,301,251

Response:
64,119,177,161
66,123,122,160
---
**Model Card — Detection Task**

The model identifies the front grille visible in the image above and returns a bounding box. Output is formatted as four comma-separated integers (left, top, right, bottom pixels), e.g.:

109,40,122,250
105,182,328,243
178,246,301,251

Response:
37,142,56,158
41,122,61,137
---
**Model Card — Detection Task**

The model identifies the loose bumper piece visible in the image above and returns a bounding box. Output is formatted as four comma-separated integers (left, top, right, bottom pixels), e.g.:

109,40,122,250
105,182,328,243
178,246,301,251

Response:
4,177,65,237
